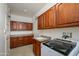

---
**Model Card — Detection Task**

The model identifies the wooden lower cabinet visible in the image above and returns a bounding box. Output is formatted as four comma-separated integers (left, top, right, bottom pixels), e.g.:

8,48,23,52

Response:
33,39,41,56
18,37,24,46
10,37,18,48
23,36,33,45
10,35,33,49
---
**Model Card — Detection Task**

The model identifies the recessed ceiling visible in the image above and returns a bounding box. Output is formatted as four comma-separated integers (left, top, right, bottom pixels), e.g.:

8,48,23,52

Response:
8,3,47,17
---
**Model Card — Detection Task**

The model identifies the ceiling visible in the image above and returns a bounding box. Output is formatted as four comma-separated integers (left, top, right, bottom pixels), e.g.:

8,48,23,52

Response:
8,3,47,18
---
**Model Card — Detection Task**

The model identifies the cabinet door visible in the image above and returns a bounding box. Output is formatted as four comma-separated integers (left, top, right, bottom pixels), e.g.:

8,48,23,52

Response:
10,37,18,49
30,23,33,30
28,36,33,44
48,6,56,28
22,23,26,30
44,11,49,29
38,6,56,29
35,41,41,56
33,39,41,56
38,14,44,29
11,21,17,31
17,22,23,31
57,3,79,27
10,21,33,31
27,23,33,30
23,36,29,45
18,37,23,46
23,36,33,45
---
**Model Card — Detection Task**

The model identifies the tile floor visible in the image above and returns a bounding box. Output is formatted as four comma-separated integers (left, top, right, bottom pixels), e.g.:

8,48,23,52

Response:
9,45,34,56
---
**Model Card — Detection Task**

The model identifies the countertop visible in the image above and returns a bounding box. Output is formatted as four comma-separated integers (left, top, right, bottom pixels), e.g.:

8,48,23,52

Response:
10,34,33,37
34,37,49,43
10,31,34,37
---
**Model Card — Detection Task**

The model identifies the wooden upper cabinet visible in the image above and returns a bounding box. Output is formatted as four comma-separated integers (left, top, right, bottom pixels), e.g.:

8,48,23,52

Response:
44,11,49,29
38,5,56,29
38,3,79,29
22,23,27,30
10,21,17,31
17,22,23,30
56,3,79,27
38,14,44,29
10,21,33,31
48,6,56,28
27,23,33,30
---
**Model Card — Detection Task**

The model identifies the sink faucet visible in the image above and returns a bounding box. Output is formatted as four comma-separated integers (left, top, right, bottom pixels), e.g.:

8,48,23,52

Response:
62,32,72,39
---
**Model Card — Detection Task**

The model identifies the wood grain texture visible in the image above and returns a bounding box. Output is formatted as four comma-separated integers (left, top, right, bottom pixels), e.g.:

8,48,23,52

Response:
38,3,79,29
33,39,41,56
10,21,33,31
38,5,56,29
56,3,79,27
10,35,34,49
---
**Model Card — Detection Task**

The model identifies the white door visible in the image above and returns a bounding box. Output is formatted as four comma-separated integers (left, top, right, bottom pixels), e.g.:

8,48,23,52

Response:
0,3,8,56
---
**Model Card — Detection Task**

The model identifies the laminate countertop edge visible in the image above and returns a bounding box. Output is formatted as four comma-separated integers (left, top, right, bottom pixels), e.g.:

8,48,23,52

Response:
10,34,34,37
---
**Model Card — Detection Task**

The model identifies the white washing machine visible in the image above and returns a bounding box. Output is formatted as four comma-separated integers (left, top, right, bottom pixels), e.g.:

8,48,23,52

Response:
41,40,79,56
